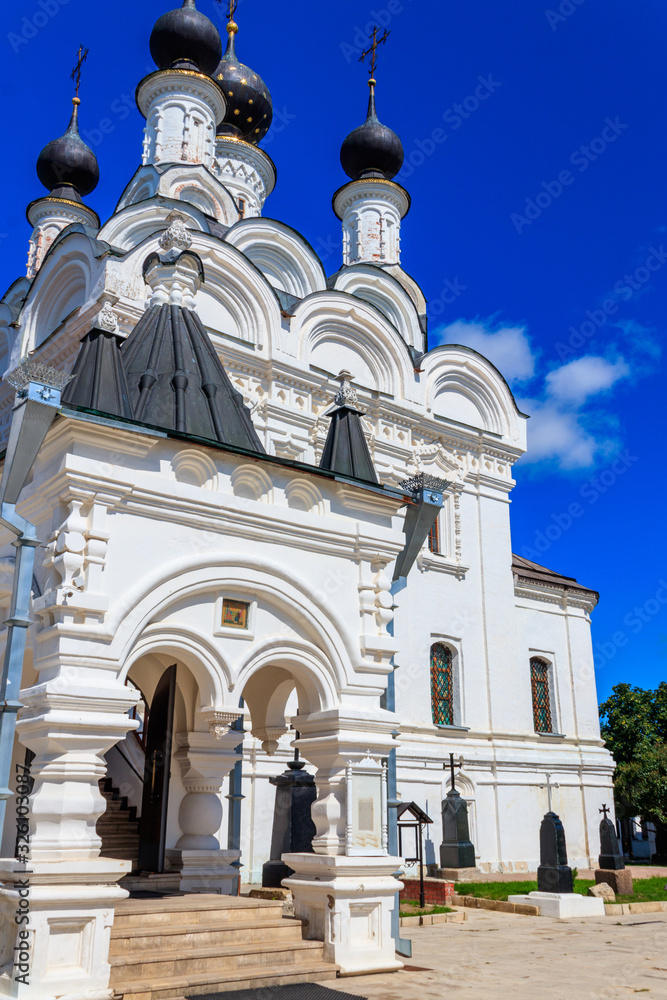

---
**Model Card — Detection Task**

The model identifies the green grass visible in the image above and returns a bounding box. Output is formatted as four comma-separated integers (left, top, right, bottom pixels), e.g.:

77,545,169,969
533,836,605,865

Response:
399,900,455,917
455,876,667,904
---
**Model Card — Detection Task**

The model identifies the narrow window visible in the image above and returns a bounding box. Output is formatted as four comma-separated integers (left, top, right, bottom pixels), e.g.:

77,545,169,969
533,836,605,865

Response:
428,514,440,554
431,643,454,725
530,657,553,733
238,198,246,219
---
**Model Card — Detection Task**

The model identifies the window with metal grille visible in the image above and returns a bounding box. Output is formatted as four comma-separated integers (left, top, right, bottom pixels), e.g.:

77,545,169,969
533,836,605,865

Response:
428,514,440,554
431,643,454,725
530,657,553,733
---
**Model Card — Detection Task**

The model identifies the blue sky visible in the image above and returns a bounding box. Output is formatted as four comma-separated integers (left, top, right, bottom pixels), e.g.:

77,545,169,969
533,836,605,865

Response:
0,0,664,703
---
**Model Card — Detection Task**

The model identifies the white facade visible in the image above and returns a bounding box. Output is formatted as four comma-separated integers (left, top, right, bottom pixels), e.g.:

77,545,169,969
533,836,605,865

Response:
0,17,615,998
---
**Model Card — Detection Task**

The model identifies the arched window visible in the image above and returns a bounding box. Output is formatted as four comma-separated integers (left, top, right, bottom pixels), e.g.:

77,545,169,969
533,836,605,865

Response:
530,657,553,733
431,643,454,725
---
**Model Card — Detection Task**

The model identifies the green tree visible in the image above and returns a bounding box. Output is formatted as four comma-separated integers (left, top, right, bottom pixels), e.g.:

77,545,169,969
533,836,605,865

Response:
599,682,667,856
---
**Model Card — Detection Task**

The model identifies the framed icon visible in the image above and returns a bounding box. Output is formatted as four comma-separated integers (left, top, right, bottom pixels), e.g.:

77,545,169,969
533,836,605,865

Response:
221,599,249,630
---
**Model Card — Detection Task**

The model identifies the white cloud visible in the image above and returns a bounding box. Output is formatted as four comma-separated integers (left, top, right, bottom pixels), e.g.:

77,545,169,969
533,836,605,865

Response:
434,319,536,383
433,316,635,472
516,398,613,470
545,356,630,405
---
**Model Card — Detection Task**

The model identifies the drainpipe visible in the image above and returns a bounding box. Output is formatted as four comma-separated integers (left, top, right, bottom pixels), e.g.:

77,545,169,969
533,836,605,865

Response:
386,472,449,958
0,360,73,835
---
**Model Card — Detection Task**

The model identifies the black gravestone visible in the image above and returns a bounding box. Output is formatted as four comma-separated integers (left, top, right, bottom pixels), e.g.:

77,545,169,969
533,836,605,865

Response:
439,787,476,869
599,815,625,870
537,811,574,893
262,758,316,888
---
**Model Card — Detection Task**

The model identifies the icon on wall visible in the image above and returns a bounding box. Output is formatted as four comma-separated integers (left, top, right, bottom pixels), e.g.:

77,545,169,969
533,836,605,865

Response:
222,599,249,630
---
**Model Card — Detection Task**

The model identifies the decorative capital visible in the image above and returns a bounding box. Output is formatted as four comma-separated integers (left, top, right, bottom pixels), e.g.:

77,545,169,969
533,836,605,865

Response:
158,215,193,255
333,370,364,411
97,302,118,333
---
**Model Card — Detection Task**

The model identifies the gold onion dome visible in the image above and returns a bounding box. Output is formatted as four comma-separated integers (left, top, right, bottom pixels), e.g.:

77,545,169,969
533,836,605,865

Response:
214,20,273,145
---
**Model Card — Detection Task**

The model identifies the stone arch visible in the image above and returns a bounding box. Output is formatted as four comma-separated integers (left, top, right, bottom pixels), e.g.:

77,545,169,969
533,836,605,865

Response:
107,556,357,702
230,463,273,502
422,345,527,447
226,218,327,298
25,243,93,351
333,264,424,353
294,293,415,399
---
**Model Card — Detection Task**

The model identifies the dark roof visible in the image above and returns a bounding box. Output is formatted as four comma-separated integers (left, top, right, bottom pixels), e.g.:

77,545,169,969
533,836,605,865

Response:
512,554,598,598
121,303,264,452
36,99,99,200
213,22,273,144
340,86,404,181
63,328,132,418
319,405,378,484
150,0,222,75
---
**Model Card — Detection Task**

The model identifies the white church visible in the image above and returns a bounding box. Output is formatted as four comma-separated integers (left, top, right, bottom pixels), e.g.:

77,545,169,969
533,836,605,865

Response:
0,2,615,997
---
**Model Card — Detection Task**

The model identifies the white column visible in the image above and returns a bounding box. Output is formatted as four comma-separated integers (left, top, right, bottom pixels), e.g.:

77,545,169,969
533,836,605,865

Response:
166,717,243,894
26,197,99,278
214,137,276,218
333,178,410,266
283,708,403,976
137,70,226,169
0,675,139,999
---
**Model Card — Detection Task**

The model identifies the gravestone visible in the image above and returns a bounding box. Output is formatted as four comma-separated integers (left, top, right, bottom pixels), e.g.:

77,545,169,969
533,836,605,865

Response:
596,804,633,895
262,752,316,888
537,811,573,894
439,754,476,871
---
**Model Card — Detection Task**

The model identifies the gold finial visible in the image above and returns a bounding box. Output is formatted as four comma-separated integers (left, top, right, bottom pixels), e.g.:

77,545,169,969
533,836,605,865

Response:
227,20,238,34
70,44,89,101
359,26,390,81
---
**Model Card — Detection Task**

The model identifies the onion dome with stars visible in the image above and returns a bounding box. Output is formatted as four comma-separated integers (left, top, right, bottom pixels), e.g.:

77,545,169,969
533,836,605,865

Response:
36,98,99,202
213,17,273,144
340,80,404,181
150,0,222,76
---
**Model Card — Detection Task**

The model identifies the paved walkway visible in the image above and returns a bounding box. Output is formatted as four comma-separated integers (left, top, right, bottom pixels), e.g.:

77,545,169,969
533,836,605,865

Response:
325,908,667,999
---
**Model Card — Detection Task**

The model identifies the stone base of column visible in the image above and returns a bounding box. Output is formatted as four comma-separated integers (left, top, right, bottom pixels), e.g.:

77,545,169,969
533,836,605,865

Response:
0,858,130,1000
165,848,241,894
507,891,605,918
282,853,404,976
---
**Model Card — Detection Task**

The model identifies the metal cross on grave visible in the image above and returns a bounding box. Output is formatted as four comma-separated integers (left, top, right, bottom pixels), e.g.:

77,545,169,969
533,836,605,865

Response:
70,44,89,100
540,772,560,813
444,752,463,791
600,803,611,819
359,25,391,81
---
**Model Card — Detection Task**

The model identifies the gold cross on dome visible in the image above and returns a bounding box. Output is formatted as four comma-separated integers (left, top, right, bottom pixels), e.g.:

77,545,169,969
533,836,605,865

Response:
70,44,89,100
359,25,391,80
213,0,238,20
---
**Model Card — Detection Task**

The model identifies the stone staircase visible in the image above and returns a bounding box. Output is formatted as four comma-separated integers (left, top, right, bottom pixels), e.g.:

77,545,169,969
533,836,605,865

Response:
109,893,338,999
97,777,140,870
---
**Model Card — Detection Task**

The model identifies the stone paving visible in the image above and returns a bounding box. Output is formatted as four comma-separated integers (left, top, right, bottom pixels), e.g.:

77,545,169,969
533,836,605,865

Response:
324,908,667,999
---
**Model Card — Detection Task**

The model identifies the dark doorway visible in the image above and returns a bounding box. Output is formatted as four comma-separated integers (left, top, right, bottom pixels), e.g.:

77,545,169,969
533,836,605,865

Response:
137,663,177,873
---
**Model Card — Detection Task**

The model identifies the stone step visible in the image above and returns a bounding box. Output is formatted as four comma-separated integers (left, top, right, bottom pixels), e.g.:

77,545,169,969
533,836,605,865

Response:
111,961,338,1000
97,833,140,845
110,938,325,981
110,916,307,956
113,894,282,930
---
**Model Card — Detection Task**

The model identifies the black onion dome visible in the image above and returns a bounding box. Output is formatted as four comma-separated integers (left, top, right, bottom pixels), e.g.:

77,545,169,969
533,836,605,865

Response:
36,99,99,201
340,86,404,181
150,0,222,75
214,23,273,144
